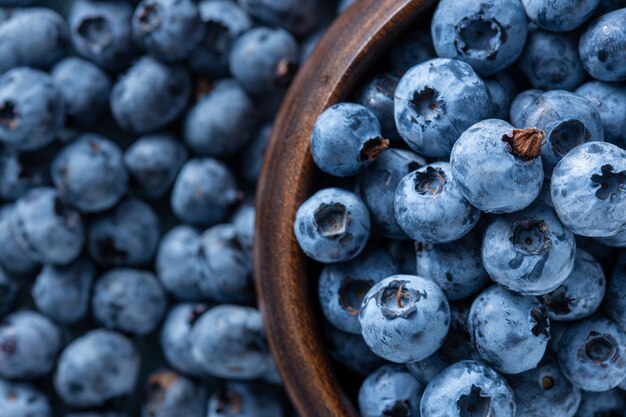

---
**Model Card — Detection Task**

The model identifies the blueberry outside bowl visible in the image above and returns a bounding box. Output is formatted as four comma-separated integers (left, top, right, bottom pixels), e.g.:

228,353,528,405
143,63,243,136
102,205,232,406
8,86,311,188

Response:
254,1,436,416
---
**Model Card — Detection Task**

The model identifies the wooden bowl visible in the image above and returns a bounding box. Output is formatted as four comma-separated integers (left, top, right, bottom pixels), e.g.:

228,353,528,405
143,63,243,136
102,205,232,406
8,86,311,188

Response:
254,1,437,416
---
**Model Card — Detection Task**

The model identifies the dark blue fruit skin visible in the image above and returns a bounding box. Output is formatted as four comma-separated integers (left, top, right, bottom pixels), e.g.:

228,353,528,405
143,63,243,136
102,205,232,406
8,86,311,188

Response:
508,353,581,417
355,149,426,240
232,201,255,255
110,56,191,134
141,369,207,417
395,162,480,244
54,329,140,407
358,364,423,417
0,144,51,202
124,133,188,199
431,0,528,76
547,320,569,353
190,305,272,380
451,119,544,213
0,380,52,417
52,134,128,213
238,0,319,37
406,353,449,385
575,389,625,417
576,81,626,148
132,0,204,62
68,0,135,71
557,317,626,391
604,253,626,331
88,198,160,267
0,67,66,151
0,268,16,317
356,73,402,141
32,258,95,325
0,205,37,274
394,58,492,158
521,0,599,31
0,310,61,379
416,232,489,301
389,28,436,73
551,142,626,237
469,285,550,374
420,360,516,417
359,274,450,363
294,188,370,263
579,9,626,82
596,227,626,247
207,382,285,417
484,72,517,120
509,89,543,126
324,324,386,376
92,268,167,335
11,187,84,265
311,102,385,177
188,0,252,78
160,303,209,378
171,158,239,226
239,122,272,184
481,204,576,295
229,27,299,95
387,240,418,275
184,79,257,158
542,250,605,321
318,246,400,334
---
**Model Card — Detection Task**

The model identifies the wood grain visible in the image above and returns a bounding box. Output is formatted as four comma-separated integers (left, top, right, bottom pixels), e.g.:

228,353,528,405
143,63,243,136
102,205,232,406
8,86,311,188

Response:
254,1,436,416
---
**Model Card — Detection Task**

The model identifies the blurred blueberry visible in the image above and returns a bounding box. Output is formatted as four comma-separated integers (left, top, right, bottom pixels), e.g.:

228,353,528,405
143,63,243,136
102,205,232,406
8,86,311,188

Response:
0,380,51,417
575,389,625,417
239,122,271,185
238,0,319,37
141,369,206,417
484,72,517,120
358,365,423,417
0,205,37,274
390,28,436,73
0,145,51,201
576,81,626,148
356,73,402,141
207,382,285,417
521,0,599,31
0,268,16,317
232,200,255,254
324,324,386,376
579,9,626,82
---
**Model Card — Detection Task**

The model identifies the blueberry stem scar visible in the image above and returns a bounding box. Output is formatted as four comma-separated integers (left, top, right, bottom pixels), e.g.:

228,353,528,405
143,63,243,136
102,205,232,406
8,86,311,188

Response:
503,128,545,161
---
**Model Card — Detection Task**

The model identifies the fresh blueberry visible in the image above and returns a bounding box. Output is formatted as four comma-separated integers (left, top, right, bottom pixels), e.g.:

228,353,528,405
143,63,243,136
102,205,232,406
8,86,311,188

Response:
0,68,65,151
110,56,191,134
294,188,370,263
184,79,257,157
604,253,626,331
0,268,16,317
141,369,206,417
431,0,528,76
389,28,436,73
521,0,599,31
356,73,402,141
509,89,543,126
542,250,605,321
207,382,285,417
406,353,450,386
551,142,626,237
54,329,140,407
171,158,239,226
358,364,423,417
229,27,299,95
451,119,545,213
394,58,492,158
0,380,51,417
395,162,481,243
32,258,95,324
232,201,255,254
557,316,626,391
579,8,626,82
355,148,426,239
0,205,37,274
239,122,272,184
324,324,386,376
575,389,625,417
0,145,51,202
93,268,167,335
469,285,550,374
420,360,516,417
237,0,319,37
484,72,517,120
318,246,399,334
359,274,450,363
575,81,626,148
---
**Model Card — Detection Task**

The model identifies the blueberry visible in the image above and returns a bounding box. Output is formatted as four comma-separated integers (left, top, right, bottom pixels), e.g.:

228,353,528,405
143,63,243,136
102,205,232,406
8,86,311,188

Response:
579,9,626,82
406,353,450,385
395,162,481,243
389,28,436,73
207,382,285,417
359,274,450,363
355,149,426,239
451,119,545,213
509,89,543,126
521,0,600,31
110,56,191,134
484,71,517,120
604,253,626,330
0,268,16,317
518,29,585,91
324,324,386,376
68,0,135,71
190,305,272,379
54,329,140,407
469,285,550,374
0,380,51,417
93,268,167,335
356,73,402,141
596,228,626,247
0,145,51,202
420,360,516,417
0,205,37,274
124,133,187,199
394,58,492,158
88,198,159,267
438,300,479,363
171,158,239,226
542,250,605,321
32,258,95,324
557,316,626,391
387,240,418,275
481,204,576,295
229,27,299,95
0,68,65,151
141,369,206,417
232,201,255,254
575,389,625,417
11,187,84,265
184,79,257,157
294,188,370,263
358,364,423,417
318,246,399,334
238,0,319,37
551,142,626,237
575,81,626,148
238,122,272,184
431,0,528,76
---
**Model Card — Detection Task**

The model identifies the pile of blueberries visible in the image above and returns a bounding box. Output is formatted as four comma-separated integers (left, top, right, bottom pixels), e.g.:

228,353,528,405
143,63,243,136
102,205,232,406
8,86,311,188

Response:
295,0,626,416
0,0,345,416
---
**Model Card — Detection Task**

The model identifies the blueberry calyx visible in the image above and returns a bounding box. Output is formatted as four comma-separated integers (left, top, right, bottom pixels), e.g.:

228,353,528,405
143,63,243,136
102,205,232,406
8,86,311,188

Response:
541,376,554,390
313,202,350,239
78,16,113,51
375,280,425,320
543,286,572,315
145,370,177,412
0,101,18,130
530,307,550,338
338,278,374,315
456,384,491,417
579,331,618,365
409,86,443,124
511,219,551,255
502,128,545,161
358,137,389,162
454,14,507,61
274,59,298,88
187,305,209,325
591,164,626,201
382,399,410,417
414,166,446,195
215,386,242,413
137,3,160,34
546,119,590,157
